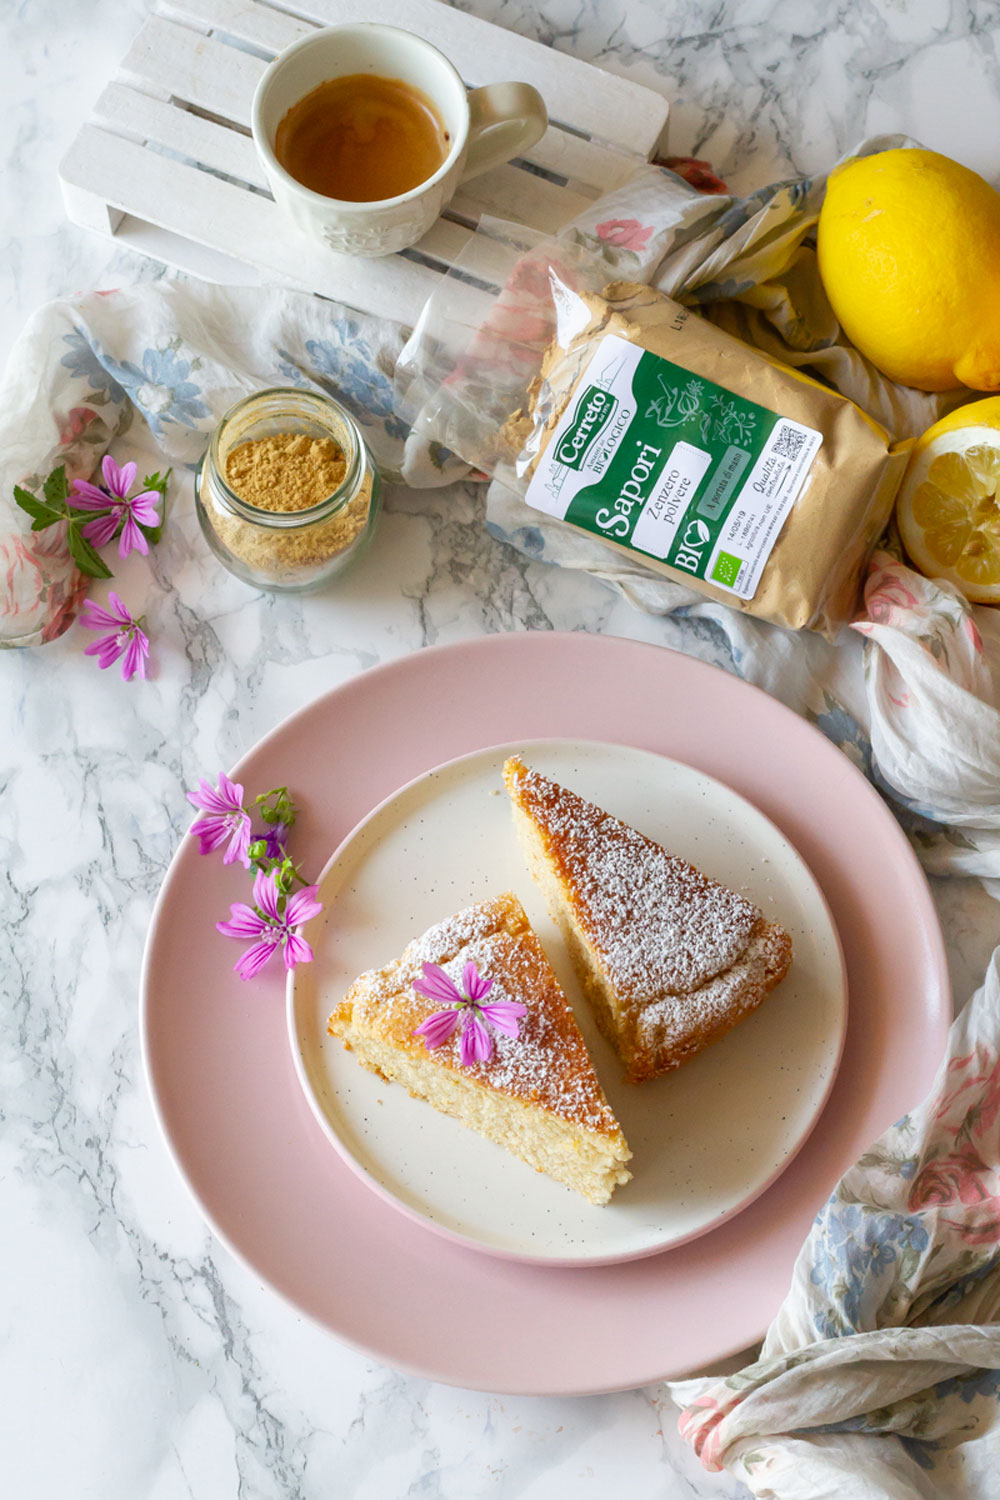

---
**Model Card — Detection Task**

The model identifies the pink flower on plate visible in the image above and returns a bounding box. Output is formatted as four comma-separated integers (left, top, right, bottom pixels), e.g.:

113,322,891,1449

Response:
216,869,322,981
70,454,161,559
412,960,527,1066
187,772,253,868
594,218,654,252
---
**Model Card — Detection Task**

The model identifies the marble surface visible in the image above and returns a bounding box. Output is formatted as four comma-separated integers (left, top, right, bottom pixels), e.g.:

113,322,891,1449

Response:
5,2,1000,1497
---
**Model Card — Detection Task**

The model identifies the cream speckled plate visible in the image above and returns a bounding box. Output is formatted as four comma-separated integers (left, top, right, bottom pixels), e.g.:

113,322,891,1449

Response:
289,738,847,1267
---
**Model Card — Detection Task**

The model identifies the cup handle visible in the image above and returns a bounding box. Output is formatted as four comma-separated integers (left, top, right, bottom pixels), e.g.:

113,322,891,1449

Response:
462,83,548,181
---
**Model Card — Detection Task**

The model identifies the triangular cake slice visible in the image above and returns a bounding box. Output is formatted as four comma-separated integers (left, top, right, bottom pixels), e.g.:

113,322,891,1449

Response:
328,892,632,1205
503,757,793,1083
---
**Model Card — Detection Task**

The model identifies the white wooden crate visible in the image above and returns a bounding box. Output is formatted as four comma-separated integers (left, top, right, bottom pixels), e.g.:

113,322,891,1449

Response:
59,0,669,325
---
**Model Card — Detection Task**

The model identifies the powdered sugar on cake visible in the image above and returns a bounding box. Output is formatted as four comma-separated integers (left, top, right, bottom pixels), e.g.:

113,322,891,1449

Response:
350,894,622,1137
511,763,762,1000
635,929,773,1055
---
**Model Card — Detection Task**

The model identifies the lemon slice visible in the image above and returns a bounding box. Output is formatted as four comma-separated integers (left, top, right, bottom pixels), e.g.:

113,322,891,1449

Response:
897,399,1000,601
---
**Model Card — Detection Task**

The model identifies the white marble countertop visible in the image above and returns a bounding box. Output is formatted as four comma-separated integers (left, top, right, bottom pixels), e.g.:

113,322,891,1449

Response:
5,3,1000,1497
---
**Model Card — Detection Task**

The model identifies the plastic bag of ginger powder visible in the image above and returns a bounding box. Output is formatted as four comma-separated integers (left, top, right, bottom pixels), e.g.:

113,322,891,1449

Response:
398,228,909,637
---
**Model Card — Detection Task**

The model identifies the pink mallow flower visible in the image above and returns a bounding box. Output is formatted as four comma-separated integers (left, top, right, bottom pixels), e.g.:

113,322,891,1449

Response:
412,960,527,1066
70,454,161,559
79,592,149,681
216,869,322,981
187,772,253,867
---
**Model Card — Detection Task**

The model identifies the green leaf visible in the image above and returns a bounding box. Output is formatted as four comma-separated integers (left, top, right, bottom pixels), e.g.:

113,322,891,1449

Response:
137,470,170,551
14,486,62,528
67,524,113,579
142,468,172,496
43,465,70,506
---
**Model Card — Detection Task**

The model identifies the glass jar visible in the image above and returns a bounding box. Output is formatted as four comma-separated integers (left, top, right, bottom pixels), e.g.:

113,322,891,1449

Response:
195,387,381,592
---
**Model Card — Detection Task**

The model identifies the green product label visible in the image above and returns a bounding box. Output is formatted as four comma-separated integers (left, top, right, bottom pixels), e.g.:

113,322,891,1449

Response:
525,335,822,601
554,384,618,470
698,446,751,522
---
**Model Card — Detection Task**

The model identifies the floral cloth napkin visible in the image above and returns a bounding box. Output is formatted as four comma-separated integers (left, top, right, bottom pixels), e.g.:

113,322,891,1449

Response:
670,954,1000,1497
3,135,1000,1497
0,280,461,648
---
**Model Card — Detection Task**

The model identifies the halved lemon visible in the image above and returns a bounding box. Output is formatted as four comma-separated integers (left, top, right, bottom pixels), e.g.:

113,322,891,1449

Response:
897,397,1000,602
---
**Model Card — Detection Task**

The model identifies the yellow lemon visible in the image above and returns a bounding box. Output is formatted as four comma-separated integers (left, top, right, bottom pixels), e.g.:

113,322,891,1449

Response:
897,398,1000,600
818,149,1000,392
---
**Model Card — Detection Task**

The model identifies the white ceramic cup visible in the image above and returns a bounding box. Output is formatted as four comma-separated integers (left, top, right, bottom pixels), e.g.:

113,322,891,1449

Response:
252,24,548,258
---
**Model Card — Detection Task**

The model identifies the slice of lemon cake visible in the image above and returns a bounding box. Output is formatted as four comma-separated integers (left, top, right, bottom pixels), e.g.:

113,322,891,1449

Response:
503,756,793,1083
328,891,632,1205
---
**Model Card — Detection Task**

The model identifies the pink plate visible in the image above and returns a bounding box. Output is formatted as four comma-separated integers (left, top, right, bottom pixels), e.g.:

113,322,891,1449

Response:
141,633,950,1395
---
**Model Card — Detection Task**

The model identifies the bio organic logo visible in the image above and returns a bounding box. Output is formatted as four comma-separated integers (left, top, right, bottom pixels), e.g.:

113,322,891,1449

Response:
711,550,743,588
555,385,617,470
674,516,713,576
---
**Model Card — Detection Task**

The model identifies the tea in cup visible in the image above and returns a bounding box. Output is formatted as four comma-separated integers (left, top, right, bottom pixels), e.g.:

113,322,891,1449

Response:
274,72,451,203
252,24,548,258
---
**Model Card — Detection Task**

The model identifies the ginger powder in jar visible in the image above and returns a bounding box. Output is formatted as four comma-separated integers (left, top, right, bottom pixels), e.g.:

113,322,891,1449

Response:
196,388,380,592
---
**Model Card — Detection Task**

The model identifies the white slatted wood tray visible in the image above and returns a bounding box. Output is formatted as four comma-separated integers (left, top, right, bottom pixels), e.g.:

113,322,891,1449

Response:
59,0,670,325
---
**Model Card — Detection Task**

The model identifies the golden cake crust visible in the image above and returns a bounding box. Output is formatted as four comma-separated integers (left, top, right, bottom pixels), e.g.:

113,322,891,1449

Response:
503,757,793,1082
329,891,625,1140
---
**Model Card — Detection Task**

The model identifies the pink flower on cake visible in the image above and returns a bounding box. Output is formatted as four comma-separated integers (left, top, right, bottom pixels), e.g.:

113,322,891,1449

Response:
594,218,654,251
412,960,527,1066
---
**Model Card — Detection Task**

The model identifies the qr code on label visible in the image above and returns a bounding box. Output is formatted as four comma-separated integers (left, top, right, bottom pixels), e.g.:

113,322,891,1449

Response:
772,425,807,461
